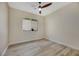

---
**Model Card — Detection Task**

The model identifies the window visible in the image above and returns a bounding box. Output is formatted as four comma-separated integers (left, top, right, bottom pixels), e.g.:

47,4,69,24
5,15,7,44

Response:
22,19,31,31
22,18,38,31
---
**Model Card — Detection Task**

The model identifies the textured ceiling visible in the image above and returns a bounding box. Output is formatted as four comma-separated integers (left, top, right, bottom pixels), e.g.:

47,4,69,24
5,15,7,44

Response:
8,2,71,16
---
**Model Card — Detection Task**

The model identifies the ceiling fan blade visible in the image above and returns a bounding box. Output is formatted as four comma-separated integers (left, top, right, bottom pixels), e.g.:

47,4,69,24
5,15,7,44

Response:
41,3,52,8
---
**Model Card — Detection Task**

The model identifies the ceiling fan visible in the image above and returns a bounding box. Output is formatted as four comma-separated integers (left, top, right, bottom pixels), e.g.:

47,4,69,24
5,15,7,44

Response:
38,2,52,14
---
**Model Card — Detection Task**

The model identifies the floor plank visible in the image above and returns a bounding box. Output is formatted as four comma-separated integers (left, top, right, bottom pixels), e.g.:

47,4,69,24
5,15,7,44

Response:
5,39,79,56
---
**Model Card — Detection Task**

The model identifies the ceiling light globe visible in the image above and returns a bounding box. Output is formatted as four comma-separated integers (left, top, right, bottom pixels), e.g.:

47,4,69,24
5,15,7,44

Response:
39,8,41,11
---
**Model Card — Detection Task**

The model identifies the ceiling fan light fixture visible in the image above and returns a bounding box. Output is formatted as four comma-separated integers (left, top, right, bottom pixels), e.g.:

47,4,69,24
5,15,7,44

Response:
39,7,41,11
38,2,52,14
38,2,42,14
39,10,41,14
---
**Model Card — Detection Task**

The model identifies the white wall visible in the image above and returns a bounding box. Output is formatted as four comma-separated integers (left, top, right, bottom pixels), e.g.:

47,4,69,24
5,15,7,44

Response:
45,3,79,50
0,3,8,55
9,7,45,45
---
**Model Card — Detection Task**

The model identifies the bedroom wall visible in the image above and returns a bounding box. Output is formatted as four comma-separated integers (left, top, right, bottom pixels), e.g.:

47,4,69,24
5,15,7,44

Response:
8,7,45,45
0,3,8,55
45,3,79,50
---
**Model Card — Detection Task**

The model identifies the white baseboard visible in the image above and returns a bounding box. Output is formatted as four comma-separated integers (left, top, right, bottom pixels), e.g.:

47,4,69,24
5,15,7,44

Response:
9,38,45,46
1,46,8,56
49,39,79,50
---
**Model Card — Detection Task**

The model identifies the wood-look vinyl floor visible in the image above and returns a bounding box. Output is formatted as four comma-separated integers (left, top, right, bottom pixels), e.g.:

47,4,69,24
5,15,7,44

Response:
5,39,79,56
